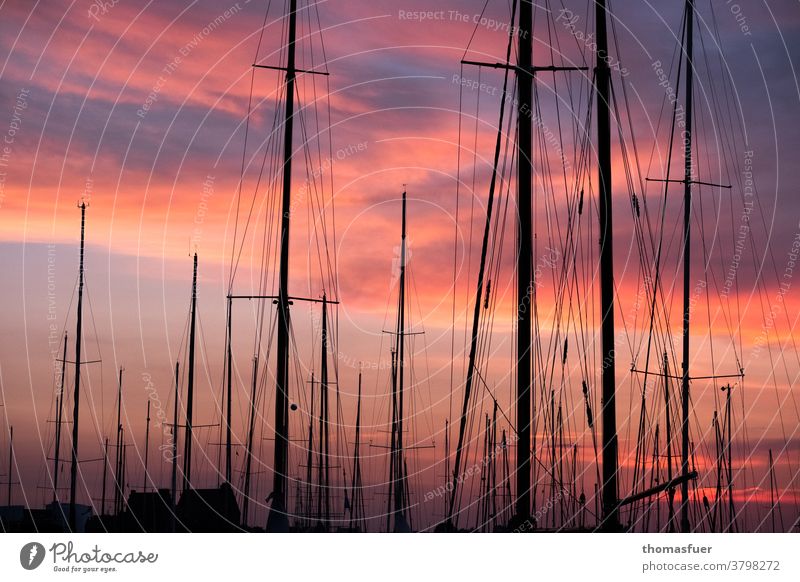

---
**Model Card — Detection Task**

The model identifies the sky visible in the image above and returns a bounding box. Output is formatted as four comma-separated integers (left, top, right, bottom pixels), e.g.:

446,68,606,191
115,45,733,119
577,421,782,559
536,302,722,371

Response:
1,0,800,532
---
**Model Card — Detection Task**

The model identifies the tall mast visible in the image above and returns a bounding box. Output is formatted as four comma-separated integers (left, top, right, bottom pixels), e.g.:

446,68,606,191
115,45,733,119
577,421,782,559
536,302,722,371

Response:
392,190,409,532
386,348,397,532
266,0,298,534
317,372,325,524
349,367,363,531
114,367,124,515
101,437,108,516
515,0,533,526
768,449,783,532
502,430,511,525
768,449,775,532
53,332,68,502
142,400,151,492
664,352,675,531
225,296,233,484
489,400,497,527
679,0,695,534
723,384,735,531
443,418,449,518
242,355,258,527
170,361,179,532
305,374,315,525
183,253,198,493
68,201,86,532
449,0,585,530
549,389,556,528
6,426,12,505
479,414,490,529
595,0,620,531
320,294,331,526
712,410,722,532
652,425,661,531
121,439,127,515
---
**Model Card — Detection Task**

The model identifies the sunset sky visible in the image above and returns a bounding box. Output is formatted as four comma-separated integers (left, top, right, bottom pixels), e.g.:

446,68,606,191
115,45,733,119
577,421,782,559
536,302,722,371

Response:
1,0,799,531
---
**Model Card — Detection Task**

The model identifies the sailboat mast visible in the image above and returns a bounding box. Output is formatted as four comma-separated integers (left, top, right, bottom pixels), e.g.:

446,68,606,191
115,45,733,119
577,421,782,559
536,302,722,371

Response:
121,439,127,515
515,0,533,525
768,449,781,532
712,409,722,532
386,348,397,532
305,374,315,525
723,384,735,531
664,352,675,531
595,0,620,531
225,295,233,484
320,294,331,526
53,332,67,502
490,402,497,530
768,449,775,531
101,437,108,516
317,372,325,523
550,390,556,528
183,253,198,493
114,367,124,515
6,426,12,505
170,361,179,532
68,201,86,532
393,191,408,528
349,367,363,530
242,355,258,527
652,425,661,531
142,400,151,492
680,0,695,534
267,0,298,533
444,418,449,517
502,430,511,524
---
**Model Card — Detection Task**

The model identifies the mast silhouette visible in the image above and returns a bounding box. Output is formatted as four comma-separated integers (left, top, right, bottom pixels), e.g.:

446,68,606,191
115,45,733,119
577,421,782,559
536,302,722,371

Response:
390,190,410,532
225,296,233,484
265,0,298,534
121,440,127,518
142,400,151,492
490,402,498,529
53,332,67,502
768,449,783,532
101,438,108,516
320,294,331,527
6,426,12,505
386,349,397,532
443,418,449,518
305,374,315,526
514,0,533,527
450,0,586,529
317,373,325,524
183,253,198,493
68,201,86,532
114,367,124,516
679,0,695,534
722,384,735,532
595,0,621,532
633,0,729,529
768,449,775,532
242,355,258,527
348,367,364,531
664,352,675,531
170,361,179,532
